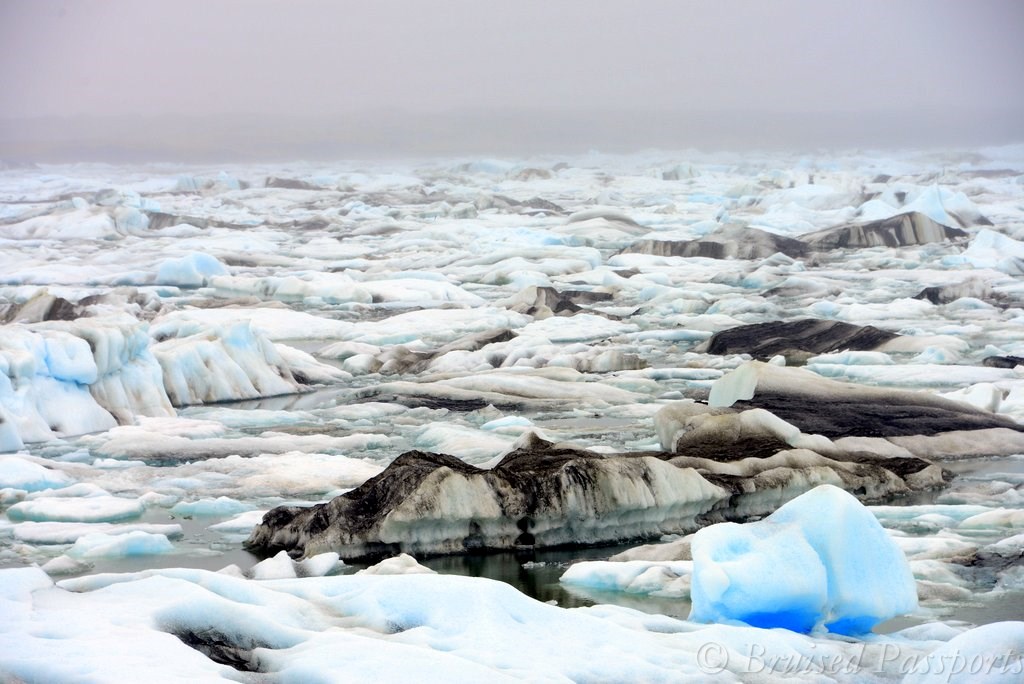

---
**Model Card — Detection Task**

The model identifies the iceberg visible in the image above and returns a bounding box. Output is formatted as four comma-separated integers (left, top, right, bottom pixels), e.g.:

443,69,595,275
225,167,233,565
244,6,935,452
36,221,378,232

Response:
689,484,918,634
246,433,729,559
155,252,229,288
152,322,308,406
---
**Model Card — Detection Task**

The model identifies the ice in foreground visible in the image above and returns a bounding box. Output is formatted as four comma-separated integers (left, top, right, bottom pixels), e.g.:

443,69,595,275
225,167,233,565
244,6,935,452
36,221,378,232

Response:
1,559,1020,682
690,484,918,634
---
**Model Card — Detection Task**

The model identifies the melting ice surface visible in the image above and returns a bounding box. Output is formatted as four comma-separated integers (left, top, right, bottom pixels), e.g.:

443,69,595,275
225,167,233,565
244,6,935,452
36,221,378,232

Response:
2,146,1024,680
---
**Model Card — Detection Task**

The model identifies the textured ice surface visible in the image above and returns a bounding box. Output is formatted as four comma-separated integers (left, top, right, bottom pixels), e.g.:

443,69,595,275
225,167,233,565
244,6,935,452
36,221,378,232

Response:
902,621,1024,684
690,485,918,634
1,563,1018,683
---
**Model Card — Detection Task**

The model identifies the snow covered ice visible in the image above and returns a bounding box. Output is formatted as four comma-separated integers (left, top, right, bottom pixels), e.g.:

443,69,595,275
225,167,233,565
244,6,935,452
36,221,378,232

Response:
3,145,1024,680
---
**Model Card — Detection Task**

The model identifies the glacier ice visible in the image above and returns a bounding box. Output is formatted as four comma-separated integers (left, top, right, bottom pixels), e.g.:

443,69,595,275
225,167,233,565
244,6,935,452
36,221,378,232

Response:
0,312,355,450
689,484,918,634
3,147,1024,679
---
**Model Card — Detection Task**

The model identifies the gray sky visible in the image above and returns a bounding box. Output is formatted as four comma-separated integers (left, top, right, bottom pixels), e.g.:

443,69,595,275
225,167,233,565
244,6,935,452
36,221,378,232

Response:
1,0,1022,159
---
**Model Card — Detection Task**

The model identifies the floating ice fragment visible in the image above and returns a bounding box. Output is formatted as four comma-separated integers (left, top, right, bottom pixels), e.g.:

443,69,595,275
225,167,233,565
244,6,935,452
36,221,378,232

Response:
12,521,183,544
251,550,298,580
560,560,692,597
68,530,174,559
170,496,254,517
7,495,145,523
357,553,436,575
209,510,269,535
689,484,918,634
40,555,93,576
0,455,73,491
155,252,228,288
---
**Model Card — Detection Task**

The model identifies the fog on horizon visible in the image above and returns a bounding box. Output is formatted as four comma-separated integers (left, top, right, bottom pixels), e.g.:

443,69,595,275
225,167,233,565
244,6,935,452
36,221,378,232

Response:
2,0,1023,162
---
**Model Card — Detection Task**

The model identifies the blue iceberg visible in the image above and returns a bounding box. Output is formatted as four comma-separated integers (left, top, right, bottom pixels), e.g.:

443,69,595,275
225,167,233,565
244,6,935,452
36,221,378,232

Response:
690,484,918,634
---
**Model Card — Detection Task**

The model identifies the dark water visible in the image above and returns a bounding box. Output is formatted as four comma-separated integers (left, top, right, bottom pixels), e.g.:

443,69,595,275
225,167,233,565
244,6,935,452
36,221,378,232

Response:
415,544,693,617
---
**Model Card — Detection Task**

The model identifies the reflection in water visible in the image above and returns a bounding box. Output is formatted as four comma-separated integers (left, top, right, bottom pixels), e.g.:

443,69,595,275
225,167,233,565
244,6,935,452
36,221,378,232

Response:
413,544,692,619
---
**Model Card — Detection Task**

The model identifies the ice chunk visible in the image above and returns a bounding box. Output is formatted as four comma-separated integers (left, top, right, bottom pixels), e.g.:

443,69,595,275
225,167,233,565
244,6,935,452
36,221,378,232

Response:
0,325,123,445
248,549,343,579
68,530,174,559
298,552,342,577
150,307,354,342
2,205,120,240
7,495,145,523
250,550,299,580
209,272,373,305
940,383,1003,413
901,184,988,228
357,553,437,575
0,454,73,491
248,436,730,559
209,510,269,536
516,313,638,343
959,228,1024,275
480,415,535,434
343,307,530,347
40,555,94,576
155,252,228,287
170,496,253,517
561,560,692,597
13,320,163,438
413,423,517,464
655,402,835,454
805,350,895,366
152,322,307,406
12,521,183,545
690,484,917,634
704,361,1021,453
959,508,1024,529
273,343,352,385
